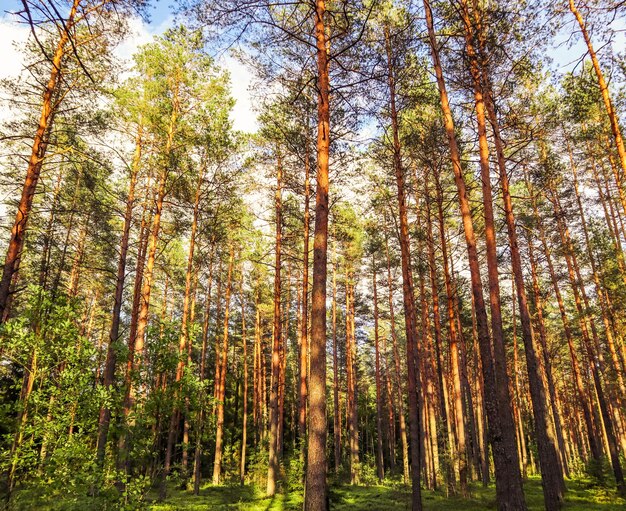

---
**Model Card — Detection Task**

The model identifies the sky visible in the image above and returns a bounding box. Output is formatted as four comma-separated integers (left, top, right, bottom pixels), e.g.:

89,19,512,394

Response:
0,1,624,134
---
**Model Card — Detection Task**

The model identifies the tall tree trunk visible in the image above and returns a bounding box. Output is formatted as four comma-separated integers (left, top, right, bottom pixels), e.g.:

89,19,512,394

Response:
240,274,248,484
193,251,214,495
384,234,410,484
212,246,234,484
525,171,602,463
346,275,359,484
424,175,455,494
267,154,283,496
304,1,331,508
0,0,81,320
384,23,423,511
373,258,384,481
120,97,178,470
332,237,341,473
425,1,526,508
161,166,204,497
299,140,311,448
569,0,626,176
548,182,625,495
525,229,569,477
483,76,565,507
96,125,143,466
433,170,468,495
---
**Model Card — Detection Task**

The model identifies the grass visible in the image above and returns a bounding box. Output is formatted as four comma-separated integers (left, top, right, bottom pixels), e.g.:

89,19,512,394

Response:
7,476,625,510
147,477,626,511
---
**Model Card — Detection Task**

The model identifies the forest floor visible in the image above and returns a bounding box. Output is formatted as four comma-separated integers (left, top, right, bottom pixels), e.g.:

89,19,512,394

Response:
147,478,625,511
8,476,625,510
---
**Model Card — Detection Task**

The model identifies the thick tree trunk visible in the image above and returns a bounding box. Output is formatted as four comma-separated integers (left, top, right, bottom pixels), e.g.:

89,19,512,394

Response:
304,1,331,509
484,80,564,507
425,1,526,508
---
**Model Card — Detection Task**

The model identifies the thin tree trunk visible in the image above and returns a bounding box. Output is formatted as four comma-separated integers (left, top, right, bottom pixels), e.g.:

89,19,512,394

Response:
212,246,234,484
267,154,283,496
384,23,423,511
373,258,384,481
0,0,81,320
299,140,311,448
569,0,626,176
332,236,341,473
193,251,214,495
424,175,455,494
95,125,142,465
240,273,248,484
385,234,410,484
345,275,360,484
161,166,204,497
433,170,468,495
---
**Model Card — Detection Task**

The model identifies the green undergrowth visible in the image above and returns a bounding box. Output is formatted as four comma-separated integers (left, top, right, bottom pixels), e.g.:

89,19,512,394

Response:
6,476,625,510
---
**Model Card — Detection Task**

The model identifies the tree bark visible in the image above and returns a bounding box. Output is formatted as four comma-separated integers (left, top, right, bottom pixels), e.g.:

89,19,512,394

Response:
267,153,283,496
384,22,423,511
483,76,565,507
304,1,331,508
212,245,235,484
424,1,526,507
0,0,81,320
96,124,143,466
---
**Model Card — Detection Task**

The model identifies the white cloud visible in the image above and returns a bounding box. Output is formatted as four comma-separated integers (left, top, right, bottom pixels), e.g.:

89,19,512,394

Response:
0,13,257,133
219,56,257,134
0,15,30,80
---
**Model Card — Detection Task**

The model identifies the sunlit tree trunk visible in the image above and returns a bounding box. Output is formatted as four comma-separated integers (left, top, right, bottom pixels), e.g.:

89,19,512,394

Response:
304,1,331,508
569,0,626,176
299,140,311,450
384,21,423,510
212,246,235,484
267,154,283,496
0,0,81,320
425,1,526,507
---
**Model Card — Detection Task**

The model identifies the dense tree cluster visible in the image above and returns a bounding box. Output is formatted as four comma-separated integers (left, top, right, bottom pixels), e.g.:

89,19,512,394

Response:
1,1,625,510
